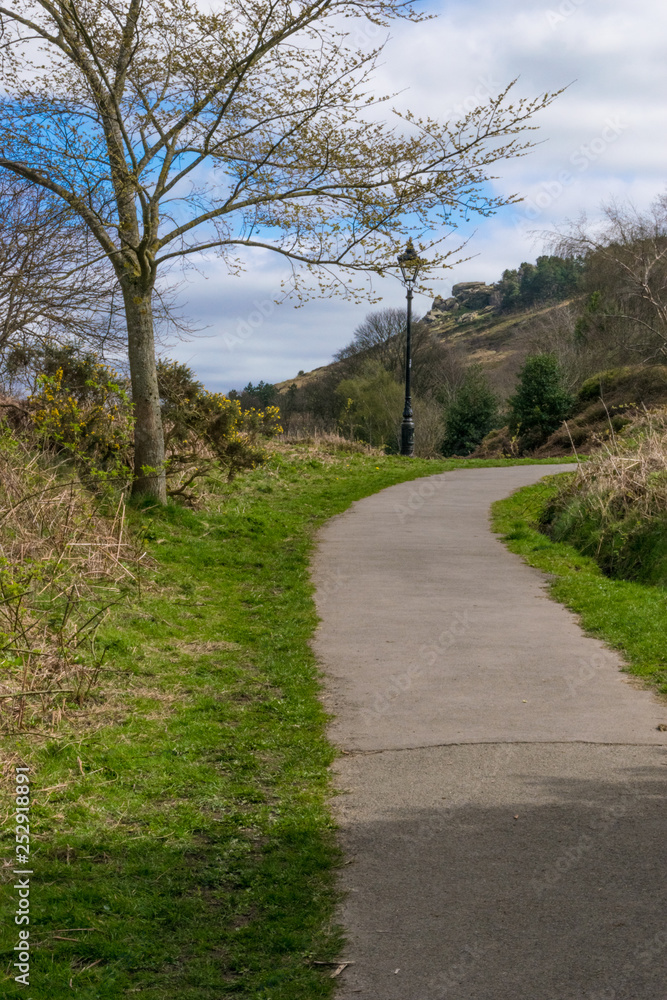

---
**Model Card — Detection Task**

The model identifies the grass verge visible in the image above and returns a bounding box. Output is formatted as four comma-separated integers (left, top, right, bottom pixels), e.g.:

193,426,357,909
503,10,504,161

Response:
492,475,667,696
1,450,574,999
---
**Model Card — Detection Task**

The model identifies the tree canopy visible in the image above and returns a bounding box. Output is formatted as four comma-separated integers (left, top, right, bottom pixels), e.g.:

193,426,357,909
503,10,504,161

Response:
0,0,560,497
507,353,573,451
442,365,498,456
497,255,584,312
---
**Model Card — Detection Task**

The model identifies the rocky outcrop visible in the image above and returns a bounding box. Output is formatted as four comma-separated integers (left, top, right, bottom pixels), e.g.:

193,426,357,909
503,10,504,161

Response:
451,281,495,309
422,281,496,324
434,294,459,312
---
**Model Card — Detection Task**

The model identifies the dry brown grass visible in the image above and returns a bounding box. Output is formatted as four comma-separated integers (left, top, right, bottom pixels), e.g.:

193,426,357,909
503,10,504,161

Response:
278,407,447,458
280,412,338,438
0,423,143,733
269,429,383,460
562,406,667,519
280,412,382,452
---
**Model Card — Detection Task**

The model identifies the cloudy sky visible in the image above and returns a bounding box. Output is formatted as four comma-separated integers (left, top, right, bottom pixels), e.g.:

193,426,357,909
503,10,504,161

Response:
165,0,667,393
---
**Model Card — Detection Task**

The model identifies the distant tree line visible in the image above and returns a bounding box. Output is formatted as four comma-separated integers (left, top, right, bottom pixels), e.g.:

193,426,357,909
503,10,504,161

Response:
496,255,585,312
230,254,587,457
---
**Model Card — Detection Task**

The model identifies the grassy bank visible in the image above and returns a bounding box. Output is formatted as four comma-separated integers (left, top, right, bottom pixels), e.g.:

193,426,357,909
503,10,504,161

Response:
492,475,667,696
1,448,575,999
540,409,667,587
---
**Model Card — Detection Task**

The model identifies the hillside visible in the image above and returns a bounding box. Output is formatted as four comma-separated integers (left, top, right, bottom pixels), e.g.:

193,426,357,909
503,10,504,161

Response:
275,286,576,401
273,275,667,459
475,364,667,458
418,294,577,398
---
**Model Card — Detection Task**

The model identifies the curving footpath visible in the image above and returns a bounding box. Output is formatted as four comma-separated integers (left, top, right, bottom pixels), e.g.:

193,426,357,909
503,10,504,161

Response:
311,465,667,1000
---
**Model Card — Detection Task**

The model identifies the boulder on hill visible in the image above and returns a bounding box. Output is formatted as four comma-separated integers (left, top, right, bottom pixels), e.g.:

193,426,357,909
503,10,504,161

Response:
434,294,459,312
422,282,496,324
422,295,458,323
452,281,495,310
451,281,487,296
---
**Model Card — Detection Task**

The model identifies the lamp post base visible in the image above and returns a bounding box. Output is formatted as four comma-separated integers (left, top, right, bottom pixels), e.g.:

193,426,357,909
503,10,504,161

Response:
400,418,415,457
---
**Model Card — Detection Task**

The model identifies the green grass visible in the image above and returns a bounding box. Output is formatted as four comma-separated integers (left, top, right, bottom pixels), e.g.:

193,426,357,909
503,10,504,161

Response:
0,449,575,999
545,495,667,588
492,475,667,695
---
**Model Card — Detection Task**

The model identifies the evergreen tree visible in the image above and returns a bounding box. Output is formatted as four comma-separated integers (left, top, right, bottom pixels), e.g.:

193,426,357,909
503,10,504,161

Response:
497,256,584,312
241,381,277,407
442,366,498,456
497,268,521,311
507,353,573,451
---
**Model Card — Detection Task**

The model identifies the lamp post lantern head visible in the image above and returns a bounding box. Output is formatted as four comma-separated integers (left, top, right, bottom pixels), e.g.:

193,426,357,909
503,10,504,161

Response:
397,238,422,285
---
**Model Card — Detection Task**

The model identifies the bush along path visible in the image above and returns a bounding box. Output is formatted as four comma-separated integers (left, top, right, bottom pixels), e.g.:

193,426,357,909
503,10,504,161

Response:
0,449,574,1000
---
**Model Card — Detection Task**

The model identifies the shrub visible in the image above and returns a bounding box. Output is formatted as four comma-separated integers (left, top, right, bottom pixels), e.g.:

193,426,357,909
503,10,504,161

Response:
541,408,667,586
507,353,573,452
29,359,133,490
24,348,282,504
0,423,141,730
336,363,403,449
412,396,446,458
442,365,498,456
157,359,282,498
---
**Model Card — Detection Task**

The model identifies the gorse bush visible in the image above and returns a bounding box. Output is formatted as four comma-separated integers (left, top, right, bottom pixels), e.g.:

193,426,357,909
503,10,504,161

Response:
13,350,283,503
29,360,133,489
0,352,286,725
157,359,282,499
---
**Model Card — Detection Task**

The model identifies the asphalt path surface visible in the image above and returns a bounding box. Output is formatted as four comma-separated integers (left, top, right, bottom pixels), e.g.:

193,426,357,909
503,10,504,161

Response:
311,465,667,1000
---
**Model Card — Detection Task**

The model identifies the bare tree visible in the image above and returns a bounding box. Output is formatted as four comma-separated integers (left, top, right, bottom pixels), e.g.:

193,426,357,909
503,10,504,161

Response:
335,306,466,399
549,194,667,363
0,174,190,394
335,308,416,374
0,175,122,365
522,303,591,389
0,0,560,499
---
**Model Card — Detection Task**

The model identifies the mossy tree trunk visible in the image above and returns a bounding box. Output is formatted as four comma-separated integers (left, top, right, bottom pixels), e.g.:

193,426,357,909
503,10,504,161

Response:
119,276,166,502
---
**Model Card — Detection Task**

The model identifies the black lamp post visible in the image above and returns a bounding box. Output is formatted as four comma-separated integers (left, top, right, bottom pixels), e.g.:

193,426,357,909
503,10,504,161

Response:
397,239,422,457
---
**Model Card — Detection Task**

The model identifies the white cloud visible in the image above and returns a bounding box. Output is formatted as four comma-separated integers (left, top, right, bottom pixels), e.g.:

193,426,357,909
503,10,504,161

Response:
167,0,667,389
161,252,417,393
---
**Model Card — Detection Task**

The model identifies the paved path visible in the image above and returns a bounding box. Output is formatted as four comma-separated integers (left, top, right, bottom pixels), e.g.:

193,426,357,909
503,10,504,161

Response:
311,466,667,1000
